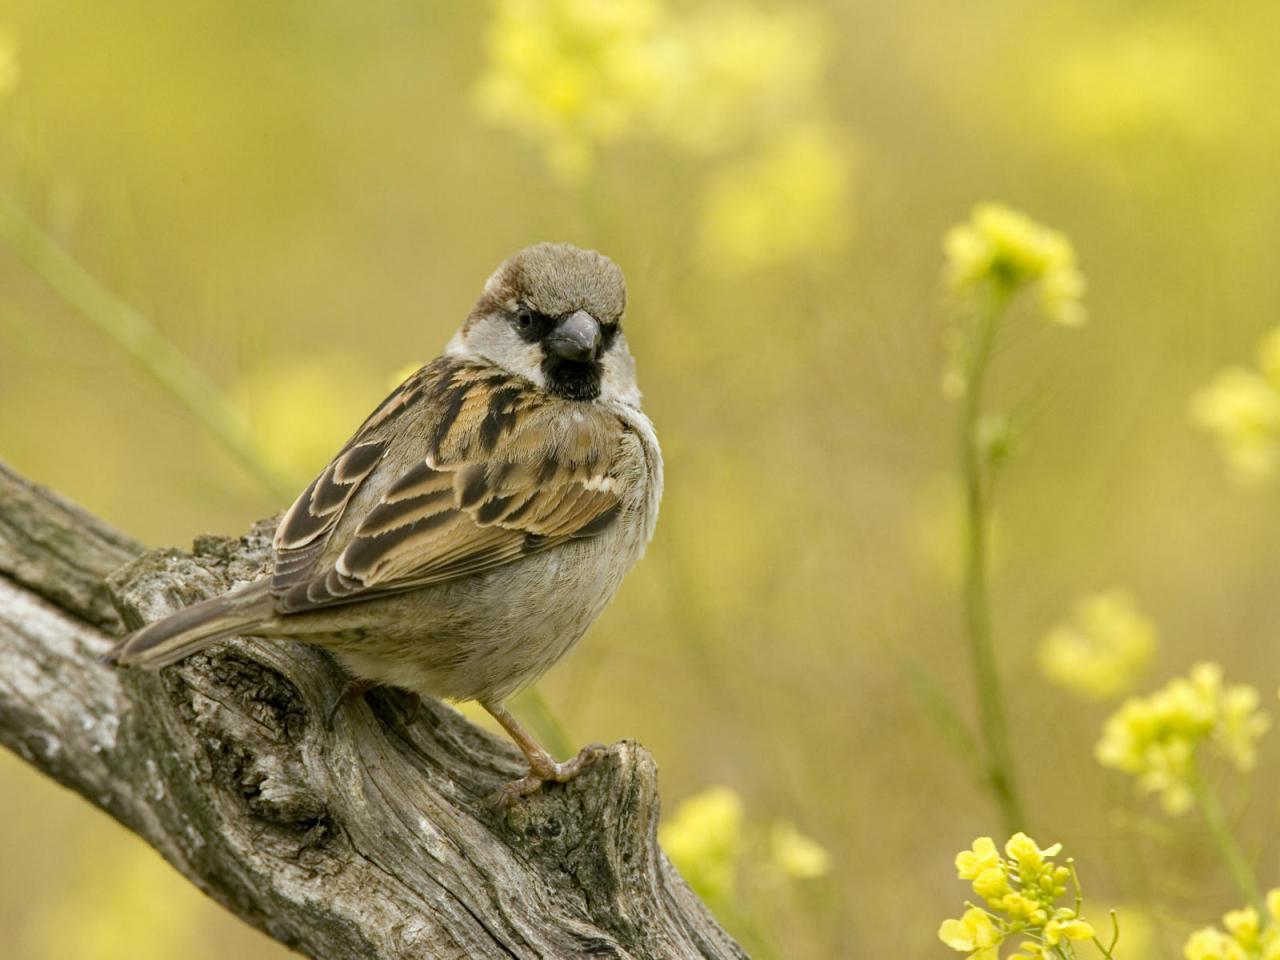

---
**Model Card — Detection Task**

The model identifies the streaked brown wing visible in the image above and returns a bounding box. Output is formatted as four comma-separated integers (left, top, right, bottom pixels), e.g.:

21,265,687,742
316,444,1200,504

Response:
269,364,435,597
271,360,624,614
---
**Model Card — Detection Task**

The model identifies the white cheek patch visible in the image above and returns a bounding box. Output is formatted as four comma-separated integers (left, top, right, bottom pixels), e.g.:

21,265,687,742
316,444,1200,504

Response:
462,317,546,387
597,336,642,407
444,331,469,358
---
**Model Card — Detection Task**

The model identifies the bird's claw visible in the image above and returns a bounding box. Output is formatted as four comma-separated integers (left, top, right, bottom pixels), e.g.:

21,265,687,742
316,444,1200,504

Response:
489,742,607,810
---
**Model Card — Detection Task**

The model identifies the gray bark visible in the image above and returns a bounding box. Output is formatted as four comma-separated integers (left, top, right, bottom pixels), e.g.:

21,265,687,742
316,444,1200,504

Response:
0,460,745,960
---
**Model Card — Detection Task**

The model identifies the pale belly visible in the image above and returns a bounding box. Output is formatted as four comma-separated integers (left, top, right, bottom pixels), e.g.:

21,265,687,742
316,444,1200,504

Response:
262,524,641,704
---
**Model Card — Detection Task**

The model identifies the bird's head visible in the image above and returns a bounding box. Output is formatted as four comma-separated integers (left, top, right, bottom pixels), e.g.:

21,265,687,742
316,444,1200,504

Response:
454,243,639,405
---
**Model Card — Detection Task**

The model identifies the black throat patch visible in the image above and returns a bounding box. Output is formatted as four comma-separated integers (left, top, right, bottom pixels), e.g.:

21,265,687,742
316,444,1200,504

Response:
541,356,602,401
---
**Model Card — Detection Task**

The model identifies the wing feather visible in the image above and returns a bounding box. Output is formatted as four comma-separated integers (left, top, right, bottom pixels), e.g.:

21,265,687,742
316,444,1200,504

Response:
269,357,626,615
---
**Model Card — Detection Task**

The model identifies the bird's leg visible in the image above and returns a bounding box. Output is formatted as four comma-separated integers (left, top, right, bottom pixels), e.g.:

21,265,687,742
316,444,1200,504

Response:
481,700,604,807
325,677,376,731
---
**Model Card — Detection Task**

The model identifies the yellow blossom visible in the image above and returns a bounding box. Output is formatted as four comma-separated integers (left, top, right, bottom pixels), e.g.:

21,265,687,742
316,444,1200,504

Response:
1044,909,1094,945
942,834,1108,958
1184,927,1249,960
943,203,1086,327
1039,590,1158,700
768,824,829,885
475,0,665,180
1192,362,1280,487
972,867,1010,903
659,786,744,903
1096,663,1270,814
1000,891,1047,925
698,124,852,273
1181,893,1280,960
769,821,830,879
939,907,1003,958
956,836,1001,879
474,0,836,186
1004,832,1062,871
1222,907,1259,948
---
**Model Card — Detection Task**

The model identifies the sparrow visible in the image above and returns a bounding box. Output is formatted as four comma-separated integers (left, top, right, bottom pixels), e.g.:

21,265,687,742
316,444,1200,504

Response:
109,242,663,803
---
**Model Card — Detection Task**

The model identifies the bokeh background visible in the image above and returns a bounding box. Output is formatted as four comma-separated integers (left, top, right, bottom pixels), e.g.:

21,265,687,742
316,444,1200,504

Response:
4,1,1280,957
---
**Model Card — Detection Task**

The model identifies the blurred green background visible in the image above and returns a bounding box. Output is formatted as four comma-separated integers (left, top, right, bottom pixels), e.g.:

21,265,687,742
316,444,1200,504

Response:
4,1,1280,957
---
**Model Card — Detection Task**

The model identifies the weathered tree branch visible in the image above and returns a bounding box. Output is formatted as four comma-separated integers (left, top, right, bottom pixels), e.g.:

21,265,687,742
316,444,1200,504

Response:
0,460,745,960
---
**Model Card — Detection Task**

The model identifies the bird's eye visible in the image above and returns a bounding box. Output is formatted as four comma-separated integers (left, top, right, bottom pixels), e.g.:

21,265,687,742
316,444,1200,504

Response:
514,307,534,330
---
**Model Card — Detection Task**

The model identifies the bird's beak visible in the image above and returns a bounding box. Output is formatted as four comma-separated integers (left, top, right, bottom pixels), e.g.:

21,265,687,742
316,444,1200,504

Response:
545,310,602,362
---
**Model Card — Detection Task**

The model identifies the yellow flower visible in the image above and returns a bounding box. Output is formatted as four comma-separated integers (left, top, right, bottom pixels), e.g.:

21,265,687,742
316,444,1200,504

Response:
1004,833,1062,871
1218,685,1270,770
939,907,1003,957
1009,942,1046,960
474,0,836,184
999,892,1048,925
1044,910,1094,945
1184,926,1250,960
943,203,1086,327
1268,889,1280,924
0,27,17,99
698,124,852,273
972,867,1010,903
1191,366,1280,487
768,821,830,880
475,0,666,180
1222,906,1259,948
943,834,1108,956
1097,663,1270,814
659,786,744,903
1039,590,1158,700
956,836,1000,879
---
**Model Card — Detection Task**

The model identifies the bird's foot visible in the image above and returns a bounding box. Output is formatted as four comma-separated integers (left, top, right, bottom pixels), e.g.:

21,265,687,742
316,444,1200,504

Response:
489,742,606,809
324,678,376,731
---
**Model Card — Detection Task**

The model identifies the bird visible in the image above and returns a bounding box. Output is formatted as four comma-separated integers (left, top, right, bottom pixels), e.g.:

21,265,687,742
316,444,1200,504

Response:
108,242,663,804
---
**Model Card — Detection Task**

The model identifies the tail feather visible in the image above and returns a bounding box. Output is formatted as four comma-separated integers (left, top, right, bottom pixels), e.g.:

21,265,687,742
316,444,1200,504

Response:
108,580,273,669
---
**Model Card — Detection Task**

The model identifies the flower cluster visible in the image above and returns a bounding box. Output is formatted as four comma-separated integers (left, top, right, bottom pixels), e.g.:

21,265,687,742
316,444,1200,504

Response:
943,203,1086,327
1039,590,1157,701
475,0,852,272
940,834,1099,960
476,0,827,177
659,786,829,909
660,786,744,902
1184,891,1280,960
1095,663,1271,814
1191,327,1280,487
474,0,665,180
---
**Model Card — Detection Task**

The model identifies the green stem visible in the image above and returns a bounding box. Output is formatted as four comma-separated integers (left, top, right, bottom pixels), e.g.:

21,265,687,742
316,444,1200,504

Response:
0,194,295,500
1190,769,1264,916
959,285,1025,834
